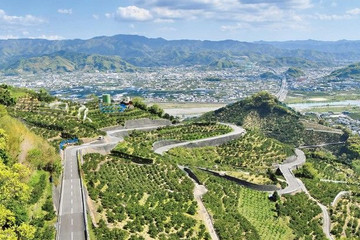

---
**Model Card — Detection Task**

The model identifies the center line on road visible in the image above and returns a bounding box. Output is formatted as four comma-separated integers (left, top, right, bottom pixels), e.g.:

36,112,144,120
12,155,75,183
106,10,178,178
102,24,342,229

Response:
71,218,73,225
71,208,73,214
71,191,73,196
71,199,73,204
71,232,73,240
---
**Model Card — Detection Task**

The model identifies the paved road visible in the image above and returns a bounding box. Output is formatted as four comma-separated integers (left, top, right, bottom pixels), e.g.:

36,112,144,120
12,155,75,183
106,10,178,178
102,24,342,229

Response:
278,149,306,195
277,148,334,240
57,122,170,240
154,123,246,155
275,76,288,102
58,147,86,240
331,191,351,207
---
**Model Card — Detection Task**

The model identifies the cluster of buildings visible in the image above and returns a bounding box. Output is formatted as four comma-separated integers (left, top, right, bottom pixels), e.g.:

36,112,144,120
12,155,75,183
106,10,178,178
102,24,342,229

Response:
321,113,360,135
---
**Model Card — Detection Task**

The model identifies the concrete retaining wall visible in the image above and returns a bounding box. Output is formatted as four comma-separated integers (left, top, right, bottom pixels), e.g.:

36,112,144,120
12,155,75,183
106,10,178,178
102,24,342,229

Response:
199,168,279,192
153,140,185,150
80,143,118,156
124,118,171,128
184,133,242,149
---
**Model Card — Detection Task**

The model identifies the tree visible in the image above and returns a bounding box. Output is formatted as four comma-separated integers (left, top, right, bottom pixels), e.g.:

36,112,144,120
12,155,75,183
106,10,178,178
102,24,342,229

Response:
36,89,54,103
132,97,147,110
148,104,164,117
0,89,15,106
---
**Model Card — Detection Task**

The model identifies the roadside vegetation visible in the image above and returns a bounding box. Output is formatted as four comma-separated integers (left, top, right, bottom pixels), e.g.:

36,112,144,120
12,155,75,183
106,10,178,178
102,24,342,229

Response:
0,108,57,239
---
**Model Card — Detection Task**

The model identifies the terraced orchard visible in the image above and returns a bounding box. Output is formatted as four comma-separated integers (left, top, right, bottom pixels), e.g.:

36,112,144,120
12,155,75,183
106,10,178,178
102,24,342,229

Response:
167,131,292,182
113,122,232,160
330,193,360,239
192,169,292,240
8,95,161,142
82,153,210,240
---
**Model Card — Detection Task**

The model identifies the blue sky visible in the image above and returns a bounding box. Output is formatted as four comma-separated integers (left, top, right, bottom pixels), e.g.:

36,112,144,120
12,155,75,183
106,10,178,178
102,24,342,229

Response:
0,0,359,41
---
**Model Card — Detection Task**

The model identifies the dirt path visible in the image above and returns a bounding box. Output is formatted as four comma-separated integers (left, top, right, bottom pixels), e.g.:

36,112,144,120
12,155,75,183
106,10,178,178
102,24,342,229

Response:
19,136,32,163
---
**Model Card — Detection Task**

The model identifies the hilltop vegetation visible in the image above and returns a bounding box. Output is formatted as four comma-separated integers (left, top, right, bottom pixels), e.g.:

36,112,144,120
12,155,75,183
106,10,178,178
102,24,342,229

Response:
200,91,304,145
285,67,305,78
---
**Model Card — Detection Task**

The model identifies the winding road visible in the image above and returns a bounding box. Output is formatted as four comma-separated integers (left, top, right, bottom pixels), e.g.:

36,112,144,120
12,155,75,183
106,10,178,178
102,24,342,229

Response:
154,123,246,155
57,119,337,240
57,120,171,240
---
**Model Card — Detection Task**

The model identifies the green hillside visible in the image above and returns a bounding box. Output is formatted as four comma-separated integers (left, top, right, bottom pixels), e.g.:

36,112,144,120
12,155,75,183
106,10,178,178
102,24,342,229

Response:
285,67,305,78
261,57,319,68
3,51,135,74
0,105,60,239
199,91,304,145
330,62,360,79
208,58,238,69
259,72,281,80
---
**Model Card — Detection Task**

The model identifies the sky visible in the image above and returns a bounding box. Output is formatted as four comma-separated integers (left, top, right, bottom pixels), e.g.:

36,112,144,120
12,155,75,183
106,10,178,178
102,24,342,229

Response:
0,0,360,41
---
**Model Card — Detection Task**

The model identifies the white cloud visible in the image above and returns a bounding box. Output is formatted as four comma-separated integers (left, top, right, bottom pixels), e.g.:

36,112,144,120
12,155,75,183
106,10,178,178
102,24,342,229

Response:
0,9,44,25
346,8,360,15
0,34,64,40
105,13,112,19
57,9,72,15
0,34,19,39
115,6,153,21
92,14,99,20
312,13,352,21
31,35,64,40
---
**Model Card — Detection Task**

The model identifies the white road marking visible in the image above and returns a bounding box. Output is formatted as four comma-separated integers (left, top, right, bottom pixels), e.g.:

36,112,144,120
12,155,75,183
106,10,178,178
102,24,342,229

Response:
71,218,74,225
71,199,73,204
71,191,73,196
71,208,73,214
71,232,74,240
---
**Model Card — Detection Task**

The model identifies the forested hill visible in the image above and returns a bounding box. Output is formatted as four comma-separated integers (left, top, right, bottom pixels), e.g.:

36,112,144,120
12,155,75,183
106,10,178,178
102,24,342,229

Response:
329,62,360,80
199,91,304,145
3,51,136,74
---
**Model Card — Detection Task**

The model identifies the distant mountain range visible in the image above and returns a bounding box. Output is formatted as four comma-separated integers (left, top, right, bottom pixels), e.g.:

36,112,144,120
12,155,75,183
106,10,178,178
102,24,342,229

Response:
1,35,360,74
3,51,135,74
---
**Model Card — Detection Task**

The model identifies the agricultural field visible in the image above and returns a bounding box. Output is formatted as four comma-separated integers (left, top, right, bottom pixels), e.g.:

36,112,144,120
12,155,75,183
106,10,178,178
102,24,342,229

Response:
167,131,293,184
277,193,326,240
296,149,360,206
192,169,325,240
113,122,232,161
285,91,360,104
7,92,163,145
82,153,210,240
330,193,360,239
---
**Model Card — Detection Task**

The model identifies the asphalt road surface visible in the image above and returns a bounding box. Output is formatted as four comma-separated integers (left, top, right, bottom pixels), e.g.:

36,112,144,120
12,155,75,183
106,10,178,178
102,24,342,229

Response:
58,147,86,240
57,122,170,240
